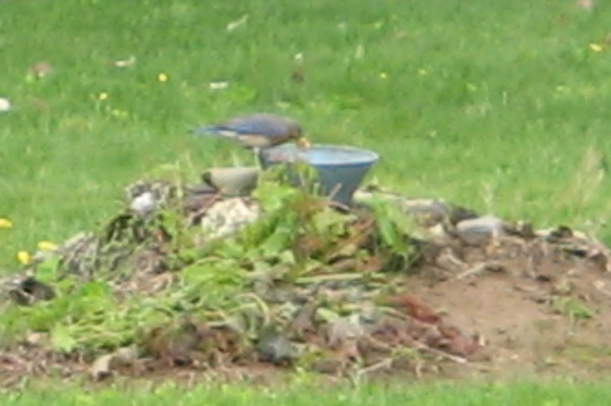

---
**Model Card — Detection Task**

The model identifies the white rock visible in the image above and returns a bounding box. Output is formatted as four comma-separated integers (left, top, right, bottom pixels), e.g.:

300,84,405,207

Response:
130,191,156,215
200,198,261,239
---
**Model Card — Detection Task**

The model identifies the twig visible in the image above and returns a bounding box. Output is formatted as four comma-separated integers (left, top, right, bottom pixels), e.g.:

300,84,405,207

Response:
357,358,393,376
412,342,468,364
457,262,488,279
349,358,393,386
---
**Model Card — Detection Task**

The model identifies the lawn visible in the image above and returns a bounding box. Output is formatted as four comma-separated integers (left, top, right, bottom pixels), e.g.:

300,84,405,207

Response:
2,0,611,401
3,379,611,406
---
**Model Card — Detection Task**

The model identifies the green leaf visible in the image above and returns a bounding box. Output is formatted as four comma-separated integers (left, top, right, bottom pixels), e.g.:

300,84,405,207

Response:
50,324,77,352
34,255,61,284
368,197,415,256
260,223,295,257
311,208,351,235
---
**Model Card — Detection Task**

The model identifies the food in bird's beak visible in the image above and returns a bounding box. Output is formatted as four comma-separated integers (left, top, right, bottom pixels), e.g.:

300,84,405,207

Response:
296,137,311,149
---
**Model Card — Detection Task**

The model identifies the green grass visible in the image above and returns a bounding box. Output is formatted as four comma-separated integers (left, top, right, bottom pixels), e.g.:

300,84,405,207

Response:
3,1,611,399
3,379,611,406
2,0,611,266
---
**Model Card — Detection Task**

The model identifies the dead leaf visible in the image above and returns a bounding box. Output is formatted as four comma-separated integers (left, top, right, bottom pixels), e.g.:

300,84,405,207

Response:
385,294,441,324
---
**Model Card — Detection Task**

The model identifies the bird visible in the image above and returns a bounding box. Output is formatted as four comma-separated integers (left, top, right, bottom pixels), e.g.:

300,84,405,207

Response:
190,113,310,164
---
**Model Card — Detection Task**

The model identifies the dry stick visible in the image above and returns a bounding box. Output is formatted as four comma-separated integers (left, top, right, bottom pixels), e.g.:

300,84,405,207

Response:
412,342,468,364
348,358,394,386
457,262,490,279
356,358,393,376
443,249,468,269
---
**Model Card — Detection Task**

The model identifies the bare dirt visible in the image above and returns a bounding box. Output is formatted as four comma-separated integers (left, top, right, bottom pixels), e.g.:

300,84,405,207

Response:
398,234,611,382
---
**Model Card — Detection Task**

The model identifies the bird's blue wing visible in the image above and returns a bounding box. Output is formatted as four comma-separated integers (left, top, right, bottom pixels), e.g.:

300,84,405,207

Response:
222,116,289,138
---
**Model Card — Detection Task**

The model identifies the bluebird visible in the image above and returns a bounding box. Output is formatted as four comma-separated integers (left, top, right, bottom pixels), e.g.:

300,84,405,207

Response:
190,113,310,156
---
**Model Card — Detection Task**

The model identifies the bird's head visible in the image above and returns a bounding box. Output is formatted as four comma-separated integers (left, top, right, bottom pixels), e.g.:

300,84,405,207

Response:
289,123,311,149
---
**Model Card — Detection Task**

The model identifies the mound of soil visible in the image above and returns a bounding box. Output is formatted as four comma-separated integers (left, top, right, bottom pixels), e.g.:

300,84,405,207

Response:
2,182,611,386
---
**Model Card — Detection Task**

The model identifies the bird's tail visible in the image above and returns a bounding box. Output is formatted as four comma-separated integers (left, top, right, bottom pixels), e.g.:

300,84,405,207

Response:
189,125,225,137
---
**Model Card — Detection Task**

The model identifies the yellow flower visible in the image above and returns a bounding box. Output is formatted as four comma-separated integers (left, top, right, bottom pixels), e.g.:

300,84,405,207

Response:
97,92,109,101
589,43,603,53
379,72,388,79
37,241,58,251
0,218,13,229
16,251,31,265
157,73,169,82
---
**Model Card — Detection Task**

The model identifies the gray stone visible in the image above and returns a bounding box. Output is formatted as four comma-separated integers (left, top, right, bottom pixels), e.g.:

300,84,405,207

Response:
456,215,506,246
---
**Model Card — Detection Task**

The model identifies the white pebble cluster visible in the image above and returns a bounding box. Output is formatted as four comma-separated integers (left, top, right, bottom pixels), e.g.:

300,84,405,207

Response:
200,198,262,239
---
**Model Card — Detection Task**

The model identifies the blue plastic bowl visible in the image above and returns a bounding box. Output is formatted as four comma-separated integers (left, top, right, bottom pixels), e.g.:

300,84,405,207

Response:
259,144,379,205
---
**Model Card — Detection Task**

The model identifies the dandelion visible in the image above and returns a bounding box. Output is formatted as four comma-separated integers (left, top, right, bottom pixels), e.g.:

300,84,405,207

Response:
97,92,109,101
157,73,169,82
589,43,603,53
0,218,13,229
16,251,31,265
37,241,58,251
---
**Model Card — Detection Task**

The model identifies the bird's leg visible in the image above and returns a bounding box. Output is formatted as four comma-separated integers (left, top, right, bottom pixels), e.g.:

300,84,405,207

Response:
252,147,262,169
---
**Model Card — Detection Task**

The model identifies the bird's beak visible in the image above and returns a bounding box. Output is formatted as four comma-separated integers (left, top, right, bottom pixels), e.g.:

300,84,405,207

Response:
296,137,311,149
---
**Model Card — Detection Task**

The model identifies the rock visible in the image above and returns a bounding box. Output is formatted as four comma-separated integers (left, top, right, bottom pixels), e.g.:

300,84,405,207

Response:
130,191,156,216
6,276,55,306
255,326,296,365
90,346,140,381
125,181,176,215
200,198,261,239
202,167,260,197
90,353,114,381
456,215,506,246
